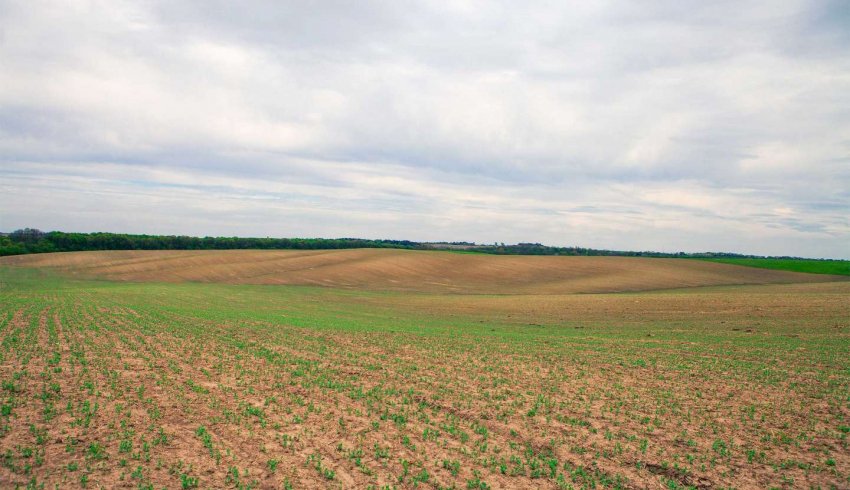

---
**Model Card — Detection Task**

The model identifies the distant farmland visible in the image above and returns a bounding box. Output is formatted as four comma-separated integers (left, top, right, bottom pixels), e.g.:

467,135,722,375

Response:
2,249,844,293
1,250,848,488
700,257,850,276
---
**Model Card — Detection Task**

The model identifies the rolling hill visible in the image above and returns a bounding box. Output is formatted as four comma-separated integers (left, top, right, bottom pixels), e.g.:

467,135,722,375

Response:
2,249,845,294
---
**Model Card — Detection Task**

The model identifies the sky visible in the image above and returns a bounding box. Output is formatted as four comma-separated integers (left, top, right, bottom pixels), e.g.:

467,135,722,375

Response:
1,1,849,258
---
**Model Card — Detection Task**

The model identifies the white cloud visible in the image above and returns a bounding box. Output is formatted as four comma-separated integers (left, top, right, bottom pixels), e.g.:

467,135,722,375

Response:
1,0,848,258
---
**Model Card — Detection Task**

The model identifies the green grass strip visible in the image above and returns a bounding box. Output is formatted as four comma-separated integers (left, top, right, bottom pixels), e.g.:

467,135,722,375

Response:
698,258,850,276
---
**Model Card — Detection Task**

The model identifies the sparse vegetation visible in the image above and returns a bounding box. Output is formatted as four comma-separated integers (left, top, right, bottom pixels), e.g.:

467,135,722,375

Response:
0,255,847,488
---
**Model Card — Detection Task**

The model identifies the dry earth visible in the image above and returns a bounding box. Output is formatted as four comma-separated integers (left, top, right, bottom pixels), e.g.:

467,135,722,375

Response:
1,249,844,293
0,251,848,489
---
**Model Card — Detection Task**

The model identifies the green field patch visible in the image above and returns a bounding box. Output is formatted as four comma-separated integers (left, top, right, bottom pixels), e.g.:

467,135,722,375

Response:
698,257,850,276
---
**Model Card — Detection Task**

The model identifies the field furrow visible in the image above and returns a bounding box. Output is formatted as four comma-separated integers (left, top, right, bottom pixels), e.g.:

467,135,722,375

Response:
0,264,848,488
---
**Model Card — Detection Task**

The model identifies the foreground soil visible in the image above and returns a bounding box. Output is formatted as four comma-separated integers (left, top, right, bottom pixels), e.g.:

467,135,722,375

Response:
0,267,848,489
1,249,845,294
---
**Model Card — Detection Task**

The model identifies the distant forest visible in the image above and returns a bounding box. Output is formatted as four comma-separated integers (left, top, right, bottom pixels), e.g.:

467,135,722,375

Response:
0,228,827,261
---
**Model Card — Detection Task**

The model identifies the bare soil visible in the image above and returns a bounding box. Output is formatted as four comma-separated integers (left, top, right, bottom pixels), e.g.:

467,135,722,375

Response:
2,249,844,293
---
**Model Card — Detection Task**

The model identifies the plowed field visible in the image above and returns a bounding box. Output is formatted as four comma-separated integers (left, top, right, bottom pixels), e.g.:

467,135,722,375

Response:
1,249,843,293
0,253,848,489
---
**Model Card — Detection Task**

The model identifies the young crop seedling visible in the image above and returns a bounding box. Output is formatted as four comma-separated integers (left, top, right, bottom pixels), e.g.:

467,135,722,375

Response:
0,259,847,489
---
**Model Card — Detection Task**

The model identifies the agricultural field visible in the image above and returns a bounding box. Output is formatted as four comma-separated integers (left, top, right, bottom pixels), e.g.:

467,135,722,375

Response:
698,258,850,277
2,249,843,294
0,250,849,489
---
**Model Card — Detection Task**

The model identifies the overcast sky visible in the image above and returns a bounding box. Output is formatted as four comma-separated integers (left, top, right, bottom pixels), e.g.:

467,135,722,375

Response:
1,1,848,258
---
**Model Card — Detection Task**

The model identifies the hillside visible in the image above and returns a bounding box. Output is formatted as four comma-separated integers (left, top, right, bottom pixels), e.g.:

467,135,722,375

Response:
2,249,844,294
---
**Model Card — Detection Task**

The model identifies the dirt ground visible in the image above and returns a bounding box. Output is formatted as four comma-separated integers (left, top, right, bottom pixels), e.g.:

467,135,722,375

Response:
0,260,848,489
2,249,844,294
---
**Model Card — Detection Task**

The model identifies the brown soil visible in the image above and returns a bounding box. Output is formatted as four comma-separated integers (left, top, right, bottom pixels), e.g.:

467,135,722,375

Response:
1,284,847,489
1,255,847,489
1,249,843,293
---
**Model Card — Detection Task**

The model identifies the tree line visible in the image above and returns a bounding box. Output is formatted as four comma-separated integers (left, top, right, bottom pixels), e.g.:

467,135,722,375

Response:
0,229,419,256
0,229,809,260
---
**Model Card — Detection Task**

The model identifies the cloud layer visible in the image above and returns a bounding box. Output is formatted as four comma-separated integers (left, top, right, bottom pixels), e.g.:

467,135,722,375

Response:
2,1,848,258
